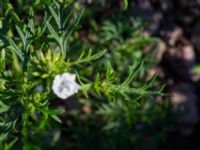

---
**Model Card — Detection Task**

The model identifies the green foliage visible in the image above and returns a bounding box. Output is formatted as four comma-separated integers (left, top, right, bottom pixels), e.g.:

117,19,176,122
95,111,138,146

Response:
0,0,169,149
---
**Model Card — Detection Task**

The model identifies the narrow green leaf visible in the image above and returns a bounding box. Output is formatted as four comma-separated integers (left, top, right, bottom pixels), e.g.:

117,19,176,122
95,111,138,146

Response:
47,108,65,115
0,101,9,113
122,62,143,86
3,137,18,150
0,132,8,141
71,49,107,65
142,75,157,90
15,25,26,46
94,73,101,95
73,9,84,27
51,115,62,123
48,6,60,28
106,62,114,79
27,18,35,34
7,38,23,60
65,9,85,40
123,0,128,10
63,8,74,28
46,22,60,43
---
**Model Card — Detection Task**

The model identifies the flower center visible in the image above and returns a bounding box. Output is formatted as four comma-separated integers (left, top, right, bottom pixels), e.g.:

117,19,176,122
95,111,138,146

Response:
58,80,71,92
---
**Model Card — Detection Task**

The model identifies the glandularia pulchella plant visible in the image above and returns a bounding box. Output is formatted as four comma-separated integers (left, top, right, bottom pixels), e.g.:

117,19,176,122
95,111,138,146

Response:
0,0,164,143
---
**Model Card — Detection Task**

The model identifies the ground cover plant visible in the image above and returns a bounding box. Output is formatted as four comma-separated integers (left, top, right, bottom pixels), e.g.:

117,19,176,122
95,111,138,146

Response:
0,0,176,149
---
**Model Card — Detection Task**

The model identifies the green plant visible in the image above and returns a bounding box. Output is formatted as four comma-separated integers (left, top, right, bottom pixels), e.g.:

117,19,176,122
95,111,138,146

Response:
0,0,166,149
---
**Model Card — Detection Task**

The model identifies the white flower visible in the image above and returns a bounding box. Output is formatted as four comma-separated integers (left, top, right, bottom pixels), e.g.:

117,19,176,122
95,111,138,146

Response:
52,72,80,99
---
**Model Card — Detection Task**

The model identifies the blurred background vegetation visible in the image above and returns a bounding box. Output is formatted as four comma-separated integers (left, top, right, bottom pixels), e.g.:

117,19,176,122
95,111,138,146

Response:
0,0,200,150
